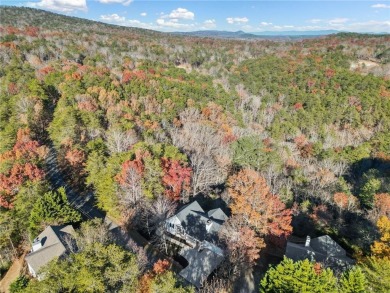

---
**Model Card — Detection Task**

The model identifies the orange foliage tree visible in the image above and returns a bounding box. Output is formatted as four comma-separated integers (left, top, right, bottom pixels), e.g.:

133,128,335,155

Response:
371,216,390,258
219,216,265,272
152,259,171,275
374,193,390,218
228,169,292,239
333,192,359,212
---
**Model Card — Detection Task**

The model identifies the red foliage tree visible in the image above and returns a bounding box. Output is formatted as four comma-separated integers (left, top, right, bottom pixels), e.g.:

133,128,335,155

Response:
0,129,44,208
293,102,303,110
161,158,191,200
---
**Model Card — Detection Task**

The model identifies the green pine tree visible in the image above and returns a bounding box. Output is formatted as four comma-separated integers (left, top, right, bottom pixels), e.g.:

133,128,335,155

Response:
339,267,367,293
29,187,81,236
360,257,390,293
260,257,337,293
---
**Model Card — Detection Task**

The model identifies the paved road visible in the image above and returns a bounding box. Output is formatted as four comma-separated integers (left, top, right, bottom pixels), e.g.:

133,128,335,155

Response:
44,145,165,264
44,145,105,220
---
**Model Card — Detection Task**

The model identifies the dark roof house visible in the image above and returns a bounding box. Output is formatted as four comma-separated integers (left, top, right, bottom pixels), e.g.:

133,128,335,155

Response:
285,235,354,271
25,225,75,280
165,201,228,288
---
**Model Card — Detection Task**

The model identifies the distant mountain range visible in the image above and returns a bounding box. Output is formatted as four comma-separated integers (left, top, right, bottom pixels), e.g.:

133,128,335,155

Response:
172,30,340,39
172,30,388,40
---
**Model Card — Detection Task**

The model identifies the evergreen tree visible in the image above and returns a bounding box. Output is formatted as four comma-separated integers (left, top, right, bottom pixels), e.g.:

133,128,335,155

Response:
29,187,81,235
260,257,337,293
360,257,390,293
25,243,139,293
339,267,367,293
150,271,194,293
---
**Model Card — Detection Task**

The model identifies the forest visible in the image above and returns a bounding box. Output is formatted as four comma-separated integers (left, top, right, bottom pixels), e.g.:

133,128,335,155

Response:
0,6,389,293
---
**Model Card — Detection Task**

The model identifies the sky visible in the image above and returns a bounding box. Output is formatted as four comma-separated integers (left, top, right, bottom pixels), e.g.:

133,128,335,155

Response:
4,0,390,33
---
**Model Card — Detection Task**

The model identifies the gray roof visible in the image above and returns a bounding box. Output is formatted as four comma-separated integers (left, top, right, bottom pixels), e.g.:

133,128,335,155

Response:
179,246,224,288
176,201,205,222
310,235,345,257
174,201,227,242
25,225,75,275
207,208,229,222
285,235,354,271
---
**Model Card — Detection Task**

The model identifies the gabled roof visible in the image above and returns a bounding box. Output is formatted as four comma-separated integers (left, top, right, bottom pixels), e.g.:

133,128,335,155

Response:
207,208,229,222
285,235,354,271
25,225,74,275
175,201,205,223
179,246,224,288
171,201,228,242
310,235,345,257
166,201,228,287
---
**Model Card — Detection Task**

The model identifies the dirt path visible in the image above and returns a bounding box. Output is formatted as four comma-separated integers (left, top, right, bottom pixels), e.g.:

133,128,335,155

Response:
0,255,24,293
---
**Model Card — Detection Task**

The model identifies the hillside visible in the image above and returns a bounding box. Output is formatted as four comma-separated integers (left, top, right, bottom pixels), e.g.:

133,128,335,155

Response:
0,6,390,292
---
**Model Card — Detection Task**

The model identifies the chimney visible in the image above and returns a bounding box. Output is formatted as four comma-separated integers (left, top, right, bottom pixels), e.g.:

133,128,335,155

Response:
32,237,42,252
305,236,311,247
206,219,213,232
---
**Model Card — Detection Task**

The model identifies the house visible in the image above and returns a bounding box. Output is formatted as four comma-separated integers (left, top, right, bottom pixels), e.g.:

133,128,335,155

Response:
25,225,75,280
285,235,354,271
164,201,228,288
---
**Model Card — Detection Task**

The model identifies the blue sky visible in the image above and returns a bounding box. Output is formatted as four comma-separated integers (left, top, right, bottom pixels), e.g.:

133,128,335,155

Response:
5,1,390,32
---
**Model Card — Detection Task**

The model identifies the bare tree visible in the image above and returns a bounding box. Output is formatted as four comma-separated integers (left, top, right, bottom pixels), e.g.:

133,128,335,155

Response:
170,120,230,196
218,216,265,281
117,165,144,208
75,218,111,251
142,196,177,235
126,239,150,274
199,277,231,293
105,127,138,154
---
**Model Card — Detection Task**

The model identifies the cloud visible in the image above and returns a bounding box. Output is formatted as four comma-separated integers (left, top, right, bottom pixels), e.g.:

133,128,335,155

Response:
168,8,194,20
226,17,249,24
371,3,390,8
140,12,147,17
100,13,126,23
260,21,272,26
344,20,390,32
307,19,322,24
153,7,195,30
329,18,349,25
156,18,194,29
202,19,216,29
100,13,157,29
98,0,133,6
27,0,87,12
254,20,390,33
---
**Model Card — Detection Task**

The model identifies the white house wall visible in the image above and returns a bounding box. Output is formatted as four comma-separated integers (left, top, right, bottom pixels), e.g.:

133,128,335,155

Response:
165,216,181,234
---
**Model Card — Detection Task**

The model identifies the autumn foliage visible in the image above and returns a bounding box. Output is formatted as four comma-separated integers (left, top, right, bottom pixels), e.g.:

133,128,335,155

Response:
152,259,171,275
161,158,191,200
137,259,171,293
228,169,292,238
373,193,390,218
0,128,45,208
333,192,359,212
371,216,390,258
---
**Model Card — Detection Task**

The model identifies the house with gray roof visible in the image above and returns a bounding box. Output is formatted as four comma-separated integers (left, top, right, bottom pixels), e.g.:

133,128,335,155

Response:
25,225,75,280
164,201,228,288
285,235,354,272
